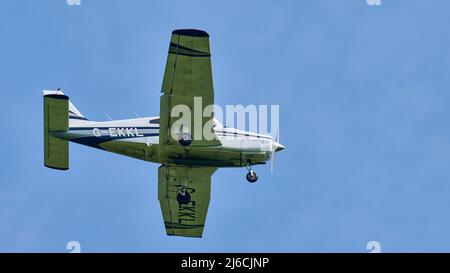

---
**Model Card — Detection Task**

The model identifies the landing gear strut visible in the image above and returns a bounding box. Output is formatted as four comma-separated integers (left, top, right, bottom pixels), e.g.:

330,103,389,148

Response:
246,161,258,183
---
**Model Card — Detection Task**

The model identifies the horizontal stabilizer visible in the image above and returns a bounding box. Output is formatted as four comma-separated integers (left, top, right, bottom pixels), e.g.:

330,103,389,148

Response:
44,94,69,170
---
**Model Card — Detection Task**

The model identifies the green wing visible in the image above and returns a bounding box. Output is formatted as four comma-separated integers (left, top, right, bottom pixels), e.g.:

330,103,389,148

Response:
159,29,220,146
158,164,216,237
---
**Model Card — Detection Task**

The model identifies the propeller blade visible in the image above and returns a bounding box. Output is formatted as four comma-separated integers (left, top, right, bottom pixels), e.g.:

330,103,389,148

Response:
271,129,279,175
271,144,275,174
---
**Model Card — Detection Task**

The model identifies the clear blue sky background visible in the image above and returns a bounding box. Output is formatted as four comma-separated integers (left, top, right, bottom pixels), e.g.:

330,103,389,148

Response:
1,0,450,252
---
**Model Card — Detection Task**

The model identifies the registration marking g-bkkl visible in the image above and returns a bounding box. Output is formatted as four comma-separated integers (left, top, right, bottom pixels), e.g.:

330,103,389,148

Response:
92,127,144,138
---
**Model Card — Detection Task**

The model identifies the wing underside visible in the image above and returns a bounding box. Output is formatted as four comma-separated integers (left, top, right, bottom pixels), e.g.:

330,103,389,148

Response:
158,164,216,237
159,29,220,147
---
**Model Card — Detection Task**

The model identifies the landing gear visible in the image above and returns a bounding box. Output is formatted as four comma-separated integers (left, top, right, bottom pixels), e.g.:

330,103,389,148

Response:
246,171,258,183
178,132,192,146
176,186,191,205
246,161,258,183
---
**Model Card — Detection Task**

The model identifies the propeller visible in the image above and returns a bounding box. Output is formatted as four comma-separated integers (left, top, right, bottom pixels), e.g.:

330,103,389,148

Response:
271,129,284,174
260,130,284,175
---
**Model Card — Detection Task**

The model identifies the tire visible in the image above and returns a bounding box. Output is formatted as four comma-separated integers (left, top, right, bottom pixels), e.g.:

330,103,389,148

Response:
177,191,191,205
246,172,258,183
178,133,192,146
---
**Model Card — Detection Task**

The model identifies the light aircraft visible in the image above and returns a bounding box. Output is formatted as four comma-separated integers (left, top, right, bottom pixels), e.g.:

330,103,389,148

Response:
43,29,284,237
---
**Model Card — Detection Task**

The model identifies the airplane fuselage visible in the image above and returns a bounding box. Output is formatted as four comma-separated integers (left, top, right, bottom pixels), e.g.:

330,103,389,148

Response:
57,117,274,167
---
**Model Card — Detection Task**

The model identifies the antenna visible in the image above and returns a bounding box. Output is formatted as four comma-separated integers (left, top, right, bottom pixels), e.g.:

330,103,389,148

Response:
105,113,113,121
134,112,141,118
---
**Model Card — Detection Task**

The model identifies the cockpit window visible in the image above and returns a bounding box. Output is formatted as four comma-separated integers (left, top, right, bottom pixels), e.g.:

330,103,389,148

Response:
149,118,160,124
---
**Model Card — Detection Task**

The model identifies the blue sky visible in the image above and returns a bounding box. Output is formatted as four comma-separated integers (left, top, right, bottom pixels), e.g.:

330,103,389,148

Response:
1,0,450,252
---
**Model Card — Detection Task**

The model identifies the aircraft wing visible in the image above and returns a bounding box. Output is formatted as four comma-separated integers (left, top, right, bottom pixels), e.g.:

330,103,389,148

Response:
159,29,220,146
158,164,216,237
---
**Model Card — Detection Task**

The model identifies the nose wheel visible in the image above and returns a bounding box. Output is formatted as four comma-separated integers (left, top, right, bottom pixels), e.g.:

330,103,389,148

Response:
246,162,258,183
246,170,258,183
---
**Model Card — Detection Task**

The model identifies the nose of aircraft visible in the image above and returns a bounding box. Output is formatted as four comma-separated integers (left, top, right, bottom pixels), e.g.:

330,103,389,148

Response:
273,141,285,152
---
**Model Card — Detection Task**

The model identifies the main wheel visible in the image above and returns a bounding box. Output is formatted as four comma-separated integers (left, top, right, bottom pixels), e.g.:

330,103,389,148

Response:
178,133,192,146
246,171,258,183
177,191,191,205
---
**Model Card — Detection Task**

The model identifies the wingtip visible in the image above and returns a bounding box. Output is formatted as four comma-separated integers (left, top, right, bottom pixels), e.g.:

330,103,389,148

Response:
172,29,209,38
44,164,69,171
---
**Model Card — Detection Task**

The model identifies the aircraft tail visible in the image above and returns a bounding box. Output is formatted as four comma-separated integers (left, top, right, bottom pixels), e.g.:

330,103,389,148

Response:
43,90,70,170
